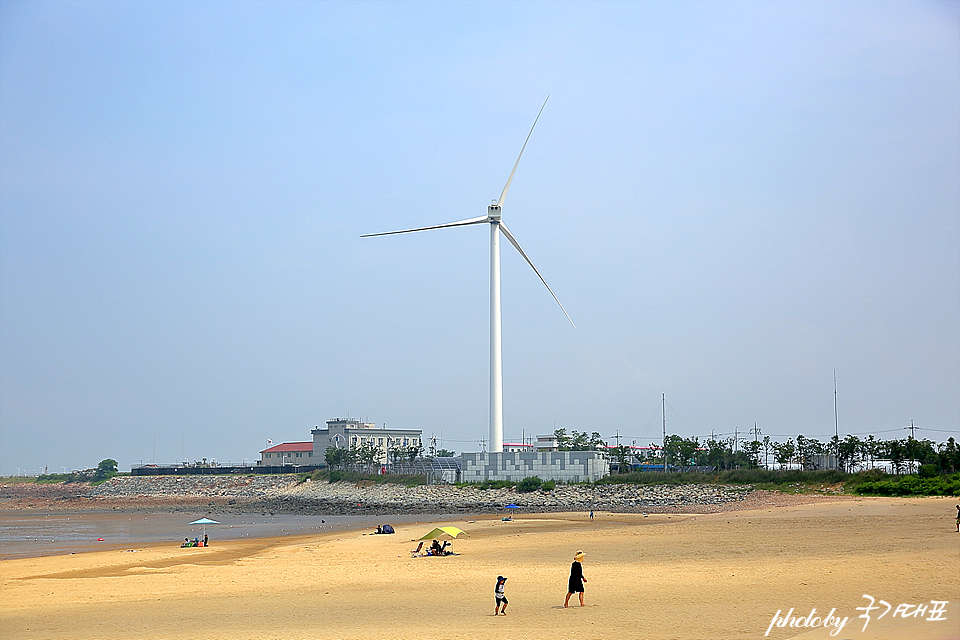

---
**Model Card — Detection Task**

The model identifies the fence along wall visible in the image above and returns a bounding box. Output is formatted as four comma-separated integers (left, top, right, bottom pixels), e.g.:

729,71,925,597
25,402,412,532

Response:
132,465,323,476
461,451,608,483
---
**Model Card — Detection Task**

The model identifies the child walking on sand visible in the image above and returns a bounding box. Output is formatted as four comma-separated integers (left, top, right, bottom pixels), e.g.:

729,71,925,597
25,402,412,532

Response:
494,576,508,615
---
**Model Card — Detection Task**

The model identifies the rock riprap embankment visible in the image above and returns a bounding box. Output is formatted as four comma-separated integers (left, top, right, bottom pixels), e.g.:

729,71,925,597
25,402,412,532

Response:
89,475,296,499
84,476,752,515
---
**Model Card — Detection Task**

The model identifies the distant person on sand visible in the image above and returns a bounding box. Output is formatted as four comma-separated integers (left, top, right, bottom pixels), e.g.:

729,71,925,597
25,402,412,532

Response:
564,551,587,607
203,534,208,547
590,510,594,521
494,575,508,615
955,505,959,532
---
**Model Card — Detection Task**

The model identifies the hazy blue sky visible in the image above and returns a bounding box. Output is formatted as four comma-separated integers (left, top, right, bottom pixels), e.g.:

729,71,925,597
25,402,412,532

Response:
1,1,957,474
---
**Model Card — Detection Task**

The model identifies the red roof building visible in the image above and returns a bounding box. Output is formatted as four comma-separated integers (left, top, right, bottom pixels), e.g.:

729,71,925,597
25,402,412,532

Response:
259,442,315,465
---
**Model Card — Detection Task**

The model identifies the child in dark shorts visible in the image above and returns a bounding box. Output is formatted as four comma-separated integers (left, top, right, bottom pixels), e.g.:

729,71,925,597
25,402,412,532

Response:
494,576,508,615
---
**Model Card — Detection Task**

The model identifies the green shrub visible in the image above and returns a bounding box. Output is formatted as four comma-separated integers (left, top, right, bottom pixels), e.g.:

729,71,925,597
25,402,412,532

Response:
540,479,556,491
592,468,927,494
517,476,543,492
853,473,960,496
595,471,710,486
92,459,118,483
36,473,70,484
918,464,939,478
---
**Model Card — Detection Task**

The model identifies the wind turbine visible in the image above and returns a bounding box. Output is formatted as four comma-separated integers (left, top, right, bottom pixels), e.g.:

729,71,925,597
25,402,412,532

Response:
362,96,575,454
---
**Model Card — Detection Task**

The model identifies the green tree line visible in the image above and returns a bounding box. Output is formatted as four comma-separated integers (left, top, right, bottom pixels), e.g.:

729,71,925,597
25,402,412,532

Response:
623,434,959,475
550,428,959,476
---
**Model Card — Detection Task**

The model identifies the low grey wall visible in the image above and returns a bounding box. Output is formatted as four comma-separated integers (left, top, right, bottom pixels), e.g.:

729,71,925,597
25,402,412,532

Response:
461,451,608,482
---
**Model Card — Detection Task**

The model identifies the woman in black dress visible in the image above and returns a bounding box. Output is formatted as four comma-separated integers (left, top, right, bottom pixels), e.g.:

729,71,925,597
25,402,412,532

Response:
564,551,587,607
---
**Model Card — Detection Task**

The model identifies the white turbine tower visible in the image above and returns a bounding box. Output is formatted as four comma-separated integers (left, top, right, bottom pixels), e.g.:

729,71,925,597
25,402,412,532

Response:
362,96,575,453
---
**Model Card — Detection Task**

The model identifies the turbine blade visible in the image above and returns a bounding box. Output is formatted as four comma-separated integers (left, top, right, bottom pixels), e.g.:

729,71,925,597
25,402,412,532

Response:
497,95,549,208
499,222,575,328
361,216,488,238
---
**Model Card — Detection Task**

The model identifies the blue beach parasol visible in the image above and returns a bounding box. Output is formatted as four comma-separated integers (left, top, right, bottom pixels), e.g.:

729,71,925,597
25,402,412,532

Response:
188,517,219,539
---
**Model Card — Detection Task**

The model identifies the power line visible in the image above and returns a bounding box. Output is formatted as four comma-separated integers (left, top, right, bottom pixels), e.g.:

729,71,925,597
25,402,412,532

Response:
662,398,695,433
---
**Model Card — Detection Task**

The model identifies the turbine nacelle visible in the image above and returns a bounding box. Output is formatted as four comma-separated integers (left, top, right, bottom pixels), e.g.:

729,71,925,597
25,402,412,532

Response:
487,204,502,220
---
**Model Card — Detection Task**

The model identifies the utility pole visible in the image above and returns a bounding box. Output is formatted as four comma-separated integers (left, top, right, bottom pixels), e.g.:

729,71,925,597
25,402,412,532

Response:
614,430,622,447
905,420,920,439
904,421,920,473
833,370,839,442
749,423,761,469
833,370,841,467
662,393,667,473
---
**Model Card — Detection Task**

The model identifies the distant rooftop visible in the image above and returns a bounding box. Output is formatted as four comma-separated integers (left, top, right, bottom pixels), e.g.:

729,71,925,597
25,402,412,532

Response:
260,442,313,454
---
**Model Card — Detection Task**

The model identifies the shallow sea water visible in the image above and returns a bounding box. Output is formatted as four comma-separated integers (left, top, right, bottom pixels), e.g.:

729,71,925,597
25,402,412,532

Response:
0,510,419,560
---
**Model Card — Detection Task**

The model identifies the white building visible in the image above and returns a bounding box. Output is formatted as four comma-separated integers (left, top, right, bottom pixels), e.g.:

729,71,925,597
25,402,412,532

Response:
536,434,559,451
311,418,423,465
502,435,560,452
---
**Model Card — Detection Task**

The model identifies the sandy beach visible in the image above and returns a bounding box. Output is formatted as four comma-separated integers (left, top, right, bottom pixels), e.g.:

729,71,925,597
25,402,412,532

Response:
2,495,957,640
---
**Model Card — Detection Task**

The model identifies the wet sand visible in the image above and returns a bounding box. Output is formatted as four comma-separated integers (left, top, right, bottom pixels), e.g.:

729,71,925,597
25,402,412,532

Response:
1,496,957,640
0,510,455,560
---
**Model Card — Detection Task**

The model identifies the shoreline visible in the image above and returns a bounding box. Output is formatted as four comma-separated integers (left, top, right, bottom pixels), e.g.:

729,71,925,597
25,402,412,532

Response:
0,483,904,563
1,477,863,562
0,475,847,516
0,509,480,561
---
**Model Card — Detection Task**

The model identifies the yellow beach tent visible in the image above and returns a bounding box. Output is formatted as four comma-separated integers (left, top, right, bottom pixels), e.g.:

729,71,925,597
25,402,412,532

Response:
419,526,467,540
